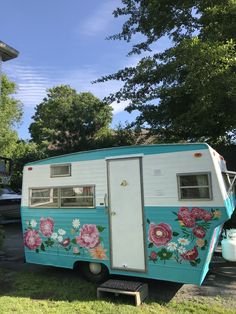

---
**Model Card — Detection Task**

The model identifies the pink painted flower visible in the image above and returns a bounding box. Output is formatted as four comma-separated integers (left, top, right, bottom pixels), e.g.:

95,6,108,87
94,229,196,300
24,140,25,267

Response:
148,223,172,247
182,216,196,228
150,251,158,261
202,211,212,221
181,246,198,261
193,226,206,238
75,224,100,248
61,238,70,247
24,229,42,250
40,217,54,237
178,207,190,220
190,207,205,219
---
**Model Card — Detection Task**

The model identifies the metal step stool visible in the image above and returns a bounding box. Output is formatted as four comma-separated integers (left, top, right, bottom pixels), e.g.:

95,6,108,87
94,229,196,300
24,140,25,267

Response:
97,279,148,306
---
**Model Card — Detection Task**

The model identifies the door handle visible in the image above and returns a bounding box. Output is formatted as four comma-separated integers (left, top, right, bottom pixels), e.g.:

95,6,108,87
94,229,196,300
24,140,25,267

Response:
110,211,116,216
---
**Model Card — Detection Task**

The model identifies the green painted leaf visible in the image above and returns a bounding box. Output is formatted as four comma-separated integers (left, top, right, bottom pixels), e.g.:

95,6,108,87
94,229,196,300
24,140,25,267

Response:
172,212,178,216
45,239,54,247
40,243,45,251
195,258,201,264
35,248,39,253
190,261,197,267
157,248,173,260
71,239,77,244
97,226,105,232
148,242,154,248
99,237,103,242
173,232,179,236
147,219,150,224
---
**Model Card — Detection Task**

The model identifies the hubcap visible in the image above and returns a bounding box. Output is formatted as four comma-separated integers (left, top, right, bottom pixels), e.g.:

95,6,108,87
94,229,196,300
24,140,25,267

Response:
89,262,102,275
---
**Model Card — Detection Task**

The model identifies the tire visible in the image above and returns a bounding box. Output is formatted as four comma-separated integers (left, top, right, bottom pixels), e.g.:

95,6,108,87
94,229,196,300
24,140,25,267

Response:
79,262,109,283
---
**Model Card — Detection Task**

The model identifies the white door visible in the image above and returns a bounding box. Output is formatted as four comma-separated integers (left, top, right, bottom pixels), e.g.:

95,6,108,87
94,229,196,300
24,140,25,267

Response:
107,157,146,272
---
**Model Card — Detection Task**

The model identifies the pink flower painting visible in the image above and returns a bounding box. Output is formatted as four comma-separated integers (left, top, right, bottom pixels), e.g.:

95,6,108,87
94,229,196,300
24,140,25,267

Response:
178,207,190,220
193,226,206,238
181,246,199,261
61,238,70,247
40,217,54,237
75,224,100,248
190,207,205,219
24,229,42,250
148,223,172,247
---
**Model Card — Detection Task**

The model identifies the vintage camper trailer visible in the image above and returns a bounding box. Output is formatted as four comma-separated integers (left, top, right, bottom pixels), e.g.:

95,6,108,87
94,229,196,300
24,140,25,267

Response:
21,144,236,285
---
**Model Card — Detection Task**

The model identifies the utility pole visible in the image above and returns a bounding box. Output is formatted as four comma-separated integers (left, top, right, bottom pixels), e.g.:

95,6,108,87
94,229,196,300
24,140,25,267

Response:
0,41,19,101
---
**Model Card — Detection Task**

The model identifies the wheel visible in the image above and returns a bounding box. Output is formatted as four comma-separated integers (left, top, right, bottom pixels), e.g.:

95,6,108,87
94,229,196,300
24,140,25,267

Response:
79,262,109,283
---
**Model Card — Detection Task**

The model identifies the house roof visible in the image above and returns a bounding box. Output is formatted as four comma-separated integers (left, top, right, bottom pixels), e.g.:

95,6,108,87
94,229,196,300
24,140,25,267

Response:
0,41,19,61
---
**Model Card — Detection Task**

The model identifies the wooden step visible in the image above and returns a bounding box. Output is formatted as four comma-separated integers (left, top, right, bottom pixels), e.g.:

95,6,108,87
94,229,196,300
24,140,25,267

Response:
97,279,148,306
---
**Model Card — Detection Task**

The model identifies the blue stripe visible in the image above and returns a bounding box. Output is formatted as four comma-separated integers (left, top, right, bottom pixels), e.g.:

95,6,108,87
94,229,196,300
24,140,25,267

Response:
26,143,208,165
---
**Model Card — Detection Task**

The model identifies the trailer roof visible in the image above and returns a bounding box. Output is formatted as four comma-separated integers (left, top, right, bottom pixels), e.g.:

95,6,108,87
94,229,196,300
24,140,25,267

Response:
25,143,209,166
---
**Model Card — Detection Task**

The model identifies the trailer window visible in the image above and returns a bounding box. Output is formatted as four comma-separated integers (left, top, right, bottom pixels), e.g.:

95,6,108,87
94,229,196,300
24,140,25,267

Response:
60,186,95,207
51,164,71,177
177,173,212,200
30,188,59,207
29,186,95,208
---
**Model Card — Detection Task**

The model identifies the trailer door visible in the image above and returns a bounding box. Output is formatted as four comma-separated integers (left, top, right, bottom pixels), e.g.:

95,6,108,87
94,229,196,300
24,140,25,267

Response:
107,157,146,272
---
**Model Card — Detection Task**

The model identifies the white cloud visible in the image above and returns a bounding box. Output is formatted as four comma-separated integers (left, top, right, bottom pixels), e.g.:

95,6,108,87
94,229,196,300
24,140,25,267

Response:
111,100,130,114
4,61,129,114
75,1,117,37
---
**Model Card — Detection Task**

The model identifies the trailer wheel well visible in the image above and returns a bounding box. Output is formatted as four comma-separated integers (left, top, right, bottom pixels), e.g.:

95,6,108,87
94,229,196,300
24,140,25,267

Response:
73,261,109,283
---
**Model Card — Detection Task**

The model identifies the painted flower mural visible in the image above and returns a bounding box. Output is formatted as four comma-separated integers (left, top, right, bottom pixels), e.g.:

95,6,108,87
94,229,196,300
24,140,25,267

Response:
148,223,172,247
40,217,54,237
90,245,108,260
148,207,221,267
23,217,108,260
24,229,42,250
75,224,100,248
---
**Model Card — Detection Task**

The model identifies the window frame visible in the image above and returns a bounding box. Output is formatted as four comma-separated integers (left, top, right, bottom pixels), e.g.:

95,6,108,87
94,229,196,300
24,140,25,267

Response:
177,172,212,201
29,187,59,208
50,163,71,178
29,185,96,208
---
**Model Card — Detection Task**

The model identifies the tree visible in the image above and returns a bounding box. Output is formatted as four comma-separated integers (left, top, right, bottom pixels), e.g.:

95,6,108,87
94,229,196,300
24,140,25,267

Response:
0,74,22,155
29,85,113,154
10,141,47,191
96,0,236,145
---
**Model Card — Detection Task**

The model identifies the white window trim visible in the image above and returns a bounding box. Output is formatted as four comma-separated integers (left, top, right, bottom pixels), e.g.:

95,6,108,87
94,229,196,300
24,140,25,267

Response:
177,172,213,201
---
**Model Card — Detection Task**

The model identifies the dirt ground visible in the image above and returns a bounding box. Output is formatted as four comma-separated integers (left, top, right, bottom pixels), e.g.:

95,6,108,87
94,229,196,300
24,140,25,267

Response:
0,222,236,304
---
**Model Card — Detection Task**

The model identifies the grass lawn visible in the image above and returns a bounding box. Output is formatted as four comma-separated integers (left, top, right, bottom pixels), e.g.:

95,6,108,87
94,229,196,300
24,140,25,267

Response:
0,267,235,314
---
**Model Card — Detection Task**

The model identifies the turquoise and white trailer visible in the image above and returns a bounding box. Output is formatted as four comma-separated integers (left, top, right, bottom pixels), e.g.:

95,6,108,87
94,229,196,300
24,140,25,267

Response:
21,144,236,285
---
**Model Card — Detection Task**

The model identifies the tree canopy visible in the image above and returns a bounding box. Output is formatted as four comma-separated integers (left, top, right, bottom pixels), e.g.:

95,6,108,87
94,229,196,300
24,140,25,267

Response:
96,0,236,144
29,85,113,154
0,74,22,155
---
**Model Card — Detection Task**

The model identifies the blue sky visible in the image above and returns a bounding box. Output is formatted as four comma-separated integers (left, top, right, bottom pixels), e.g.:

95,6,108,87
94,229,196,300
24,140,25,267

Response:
1,0,168,140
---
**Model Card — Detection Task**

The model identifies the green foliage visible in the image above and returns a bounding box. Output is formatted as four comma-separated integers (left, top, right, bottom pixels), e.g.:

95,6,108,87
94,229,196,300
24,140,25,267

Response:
10,141,47,191
97,0,236,145
29,85,113,154
0,74,22,156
